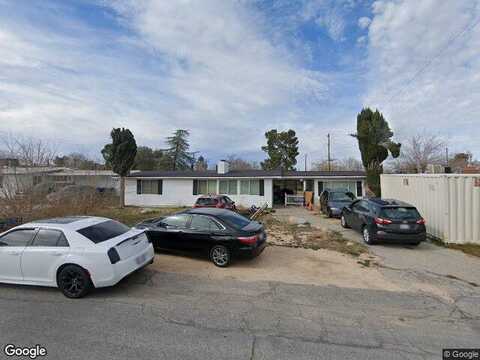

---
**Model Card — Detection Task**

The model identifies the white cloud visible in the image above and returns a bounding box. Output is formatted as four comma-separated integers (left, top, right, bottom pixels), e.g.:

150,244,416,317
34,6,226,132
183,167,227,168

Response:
358,16,371,29
0,0,328,159
363,0,480,156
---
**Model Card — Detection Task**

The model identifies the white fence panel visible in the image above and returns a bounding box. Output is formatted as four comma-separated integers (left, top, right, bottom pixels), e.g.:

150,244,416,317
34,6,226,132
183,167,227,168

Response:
381,174,480,244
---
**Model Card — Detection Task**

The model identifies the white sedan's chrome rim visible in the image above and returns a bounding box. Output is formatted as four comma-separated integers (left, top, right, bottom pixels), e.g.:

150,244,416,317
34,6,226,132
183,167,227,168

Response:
212,247,228,266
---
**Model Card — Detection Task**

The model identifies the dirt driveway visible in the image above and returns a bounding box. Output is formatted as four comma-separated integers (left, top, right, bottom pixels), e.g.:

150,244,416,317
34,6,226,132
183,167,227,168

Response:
273,207,480,302
152,246,400,291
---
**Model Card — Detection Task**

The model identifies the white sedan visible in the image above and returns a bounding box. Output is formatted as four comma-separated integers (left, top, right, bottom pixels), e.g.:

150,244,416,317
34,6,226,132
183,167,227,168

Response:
0,216,154,298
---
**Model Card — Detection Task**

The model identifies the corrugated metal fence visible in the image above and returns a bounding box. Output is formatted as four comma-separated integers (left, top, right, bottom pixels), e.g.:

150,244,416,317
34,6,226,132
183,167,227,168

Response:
381,174,480,244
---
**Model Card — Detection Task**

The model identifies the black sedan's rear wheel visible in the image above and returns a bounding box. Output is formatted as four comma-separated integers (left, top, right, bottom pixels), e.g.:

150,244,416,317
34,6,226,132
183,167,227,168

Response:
210,245,231,267
57,265,92,299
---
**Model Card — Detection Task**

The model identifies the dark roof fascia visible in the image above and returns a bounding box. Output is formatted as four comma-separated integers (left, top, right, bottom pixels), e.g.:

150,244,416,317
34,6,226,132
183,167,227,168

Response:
128,171,365,179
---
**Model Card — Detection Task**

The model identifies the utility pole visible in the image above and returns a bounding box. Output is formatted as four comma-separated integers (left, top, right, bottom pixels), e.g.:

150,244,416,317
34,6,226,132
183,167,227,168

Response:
304,154,308,172
445,147,449,166
327,133,332,172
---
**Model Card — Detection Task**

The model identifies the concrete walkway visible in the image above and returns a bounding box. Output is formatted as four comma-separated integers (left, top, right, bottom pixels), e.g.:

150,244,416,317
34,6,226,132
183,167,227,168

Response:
273,207,480,303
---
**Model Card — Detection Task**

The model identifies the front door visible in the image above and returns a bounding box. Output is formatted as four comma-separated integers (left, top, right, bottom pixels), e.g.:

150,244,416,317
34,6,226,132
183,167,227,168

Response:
21,229,70,285
0,228,37,282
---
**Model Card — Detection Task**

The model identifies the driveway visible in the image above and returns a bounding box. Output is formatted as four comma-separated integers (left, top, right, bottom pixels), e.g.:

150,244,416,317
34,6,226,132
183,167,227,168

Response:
273,207,480,302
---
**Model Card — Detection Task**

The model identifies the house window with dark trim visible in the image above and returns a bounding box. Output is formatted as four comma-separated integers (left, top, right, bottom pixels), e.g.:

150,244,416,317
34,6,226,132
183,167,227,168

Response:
219,180,237,195
194,180,217,195
239,179,264,196
137,179,163,195
356,181,363,197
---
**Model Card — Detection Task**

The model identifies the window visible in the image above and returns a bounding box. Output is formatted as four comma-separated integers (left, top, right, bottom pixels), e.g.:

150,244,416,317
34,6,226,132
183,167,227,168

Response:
195,197,218,206
77,220,130,244
219,180,237,195
380,207,420,220
218,211,251,229
356,181,363,197
239,179,264,195
330,192,355,201
190,215,222,231
353,200,370,213
161,214,190,228
31,229,69,247
0,176,3,189
137,180,163,195
0,229,36,247
33,176,43,186
195,180,217,195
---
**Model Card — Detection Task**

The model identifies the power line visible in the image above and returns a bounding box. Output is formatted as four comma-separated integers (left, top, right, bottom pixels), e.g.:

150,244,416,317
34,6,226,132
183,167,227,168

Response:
383,15,480,108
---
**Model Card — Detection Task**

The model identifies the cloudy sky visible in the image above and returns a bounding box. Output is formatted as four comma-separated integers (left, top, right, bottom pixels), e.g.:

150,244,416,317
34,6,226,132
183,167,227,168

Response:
1,0,479,166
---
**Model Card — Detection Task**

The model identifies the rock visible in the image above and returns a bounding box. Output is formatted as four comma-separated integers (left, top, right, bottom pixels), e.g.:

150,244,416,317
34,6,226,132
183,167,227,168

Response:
288,216,308,225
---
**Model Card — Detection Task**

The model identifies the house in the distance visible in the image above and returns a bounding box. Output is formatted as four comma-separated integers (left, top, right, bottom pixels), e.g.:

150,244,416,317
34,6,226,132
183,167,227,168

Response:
125,160,366,208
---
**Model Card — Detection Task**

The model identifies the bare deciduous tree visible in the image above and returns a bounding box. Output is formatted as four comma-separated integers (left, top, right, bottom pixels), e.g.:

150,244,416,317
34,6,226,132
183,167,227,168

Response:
393,134,446,173
226,155,260,170
1,133,58,167
311,157,363,171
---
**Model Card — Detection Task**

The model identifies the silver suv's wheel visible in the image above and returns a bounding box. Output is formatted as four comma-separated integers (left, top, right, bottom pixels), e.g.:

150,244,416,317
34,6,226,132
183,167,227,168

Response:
210,245,231,267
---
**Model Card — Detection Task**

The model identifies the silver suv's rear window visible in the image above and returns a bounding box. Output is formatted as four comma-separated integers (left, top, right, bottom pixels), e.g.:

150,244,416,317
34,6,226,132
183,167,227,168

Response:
77,220,130,244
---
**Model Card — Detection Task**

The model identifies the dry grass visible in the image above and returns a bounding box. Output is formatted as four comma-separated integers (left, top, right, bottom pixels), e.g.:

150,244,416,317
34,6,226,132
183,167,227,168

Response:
1,192,184,227
445,243,480,258
260,214,368,257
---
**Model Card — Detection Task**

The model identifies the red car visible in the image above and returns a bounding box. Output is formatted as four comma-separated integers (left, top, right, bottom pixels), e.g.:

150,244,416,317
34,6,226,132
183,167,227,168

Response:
194,195,237,210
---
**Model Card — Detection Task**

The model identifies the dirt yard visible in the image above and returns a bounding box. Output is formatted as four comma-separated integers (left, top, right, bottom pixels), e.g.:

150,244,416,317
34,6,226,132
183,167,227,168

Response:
151,246,400,291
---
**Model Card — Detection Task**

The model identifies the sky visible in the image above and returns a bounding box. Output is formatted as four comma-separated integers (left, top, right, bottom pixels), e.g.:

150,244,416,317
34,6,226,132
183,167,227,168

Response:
0,0,479,167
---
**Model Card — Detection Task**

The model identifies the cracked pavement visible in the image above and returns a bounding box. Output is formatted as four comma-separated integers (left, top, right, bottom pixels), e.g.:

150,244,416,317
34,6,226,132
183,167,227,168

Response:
0,266,479,360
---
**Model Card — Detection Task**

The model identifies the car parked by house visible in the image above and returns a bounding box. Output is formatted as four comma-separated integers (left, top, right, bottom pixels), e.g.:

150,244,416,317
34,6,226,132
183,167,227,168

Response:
340,198,426,246
319,189,356,217
193,195,237,211
0,216,154,298
135,208,267,267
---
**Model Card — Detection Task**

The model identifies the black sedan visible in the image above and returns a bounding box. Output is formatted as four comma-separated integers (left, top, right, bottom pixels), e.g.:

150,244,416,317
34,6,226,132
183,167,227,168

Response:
135,208,267,267
341,198,426,246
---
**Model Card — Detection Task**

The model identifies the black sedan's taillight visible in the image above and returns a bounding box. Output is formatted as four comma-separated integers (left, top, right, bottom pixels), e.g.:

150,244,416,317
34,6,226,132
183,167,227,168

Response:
107,248,120,264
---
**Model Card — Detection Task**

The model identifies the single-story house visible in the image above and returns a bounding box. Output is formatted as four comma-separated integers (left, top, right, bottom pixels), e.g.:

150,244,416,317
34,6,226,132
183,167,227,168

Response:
46,169,119,193
126,160,366,208
0,166,119,197
0,167,65,197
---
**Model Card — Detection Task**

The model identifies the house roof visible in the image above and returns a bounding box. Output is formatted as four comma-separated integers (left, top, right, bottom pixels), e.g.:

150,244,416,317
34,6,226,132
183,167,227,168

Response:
49,169,117,176
128,169,365,179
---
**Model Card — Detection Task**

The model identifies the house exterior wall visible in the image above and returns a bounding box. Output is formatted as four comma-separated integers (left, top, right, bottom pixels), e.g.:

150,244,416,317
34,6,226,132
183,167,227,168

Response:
68,175,119,192
125,178,274,208
0,173,36,198
381,174,480,244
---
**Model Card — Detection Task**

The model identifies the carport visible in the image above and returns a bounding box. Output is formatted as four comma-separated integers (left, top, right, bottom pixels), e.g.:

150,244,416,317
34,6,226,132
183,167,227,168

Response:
272,179,315,206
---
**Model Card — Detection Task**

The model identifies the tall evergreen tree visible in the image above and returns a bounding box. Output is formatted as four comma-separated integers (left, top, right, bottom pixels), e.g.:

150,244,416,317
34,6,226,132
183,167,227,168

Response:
261,129,299,170
102,128,137,207
166,129,194,170
351,108,401,196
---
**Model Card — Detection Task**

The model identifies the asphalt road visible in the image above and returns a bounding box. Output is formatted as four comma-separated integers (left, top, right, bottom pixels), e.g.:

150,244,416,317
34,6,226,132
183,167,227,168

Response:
1,267,479,360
